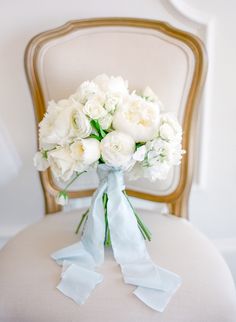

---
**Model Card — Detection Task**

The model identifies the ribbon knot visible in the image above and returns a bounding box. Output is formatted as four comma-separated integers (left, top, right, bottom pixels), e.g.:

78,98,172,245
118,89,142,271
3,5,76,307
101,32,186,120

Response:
51,165,181,312
97,164,125,192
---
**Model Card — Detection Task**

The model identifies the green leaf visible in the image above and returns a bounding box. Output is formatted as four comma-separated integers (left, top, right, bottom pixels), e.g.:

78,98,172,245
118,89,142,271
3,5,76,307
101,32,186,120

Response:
90,119,107,139
135,142,145,150
58,190,68,199
90,119,100,133
89,134,102,141
99,127,107,138
99,156,105,164
42,150,48,159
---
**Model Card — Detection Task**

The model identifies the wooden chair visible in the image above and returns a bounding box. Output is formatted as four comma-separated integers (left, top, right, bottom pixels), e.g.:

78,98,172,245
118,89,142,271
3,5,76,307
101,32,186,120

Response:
0,18,235,322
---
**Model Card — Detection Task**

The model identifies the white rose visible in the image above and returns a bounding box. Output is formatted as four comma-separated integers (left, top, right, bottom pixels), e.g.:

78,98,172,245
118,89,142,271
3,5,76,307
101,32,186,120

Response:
33,151,49,171
56,191,68,206
159,113,182,143
39,100,80,149
113,94,160,142
100,131,135,168
73,109,92,138
98,113,113,130
48,147,75,181
70,138,100,170
83,95,107,120
93,74,129,95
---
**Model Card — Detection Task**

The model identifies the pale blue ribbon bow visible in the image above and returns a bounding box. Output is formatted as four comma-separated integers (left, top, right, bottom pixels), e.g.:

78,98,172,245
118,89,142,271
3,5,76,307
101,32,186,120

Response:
52,164,181,312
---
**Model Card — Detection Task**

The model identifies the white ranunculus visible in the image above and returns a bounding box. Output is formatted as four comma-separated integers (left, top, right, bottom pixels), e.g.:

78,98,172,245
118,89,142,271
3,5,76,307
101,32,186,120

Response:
75,81,99,104
33,151,49,171
100,131,135,168
39,100,81,149
98,113,113,130
56,191,68,206
93,74,129,95
70,138,100,169
159,113,182,143
113,94,160,142
83,95,107,120
48,147,76,181
73,109,92,138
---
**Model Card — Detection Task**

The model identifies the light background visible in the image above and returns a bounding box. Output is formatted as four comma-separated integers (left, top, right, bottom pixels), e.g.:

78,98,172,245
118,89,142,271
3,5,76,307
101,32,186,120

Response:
0,0,235,279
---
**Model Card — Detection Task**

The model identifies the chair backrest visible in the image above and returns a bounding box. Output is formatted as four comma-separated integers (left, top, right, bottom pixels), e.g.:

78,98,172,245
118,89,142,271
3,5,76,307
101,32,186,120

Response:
25,18,207,217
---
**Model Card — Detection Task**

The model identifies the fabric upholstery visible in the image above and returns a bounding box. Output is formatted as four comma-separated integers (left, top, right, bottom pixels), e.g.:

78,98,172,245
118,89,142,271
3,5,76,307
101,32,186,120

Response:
0,209,235,322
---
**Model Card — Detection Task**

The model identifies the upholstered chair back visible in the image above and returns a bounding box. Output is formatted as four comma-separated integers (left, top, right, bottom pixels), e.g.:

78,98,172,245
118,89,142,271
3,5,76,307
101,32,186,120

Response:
25,18,206,216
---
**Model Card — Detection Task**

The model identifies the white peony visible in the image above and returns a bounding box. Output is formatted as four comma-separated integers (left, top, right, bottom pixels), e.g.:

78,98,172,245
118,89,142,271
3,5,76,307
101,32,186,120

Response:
83,95,107,120
70,138,100,171
93,74,129,95
159,113,182,143
33,151,49,171
113,94,160,142
39,100,80,149
100,131,135,168
47,147,76,181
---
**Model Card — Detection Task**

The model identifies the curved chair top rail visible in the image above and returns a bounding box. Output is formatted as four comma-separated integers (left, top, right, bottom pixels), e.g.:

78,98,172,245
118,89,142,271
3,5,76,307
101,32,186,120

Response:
25,18,207,217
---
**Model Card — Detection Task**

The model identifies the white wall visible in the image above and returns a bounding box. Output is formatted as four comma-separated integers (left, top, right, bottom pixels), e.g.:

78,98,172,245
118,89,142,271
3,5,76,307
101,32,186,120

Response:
0,0,236,267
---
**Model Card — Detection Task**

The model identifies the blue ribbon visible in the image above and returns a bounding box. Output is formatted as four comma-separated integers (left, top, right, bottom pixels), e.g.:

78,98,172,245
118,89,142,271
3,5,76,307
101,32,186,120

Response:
52,164,181,311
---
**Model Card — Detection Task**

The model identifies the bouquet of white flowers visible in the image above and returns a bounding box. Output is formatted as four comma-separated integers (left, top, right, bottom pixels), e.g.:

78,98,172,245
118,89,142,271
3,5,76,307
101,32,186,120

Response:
34,74,184,311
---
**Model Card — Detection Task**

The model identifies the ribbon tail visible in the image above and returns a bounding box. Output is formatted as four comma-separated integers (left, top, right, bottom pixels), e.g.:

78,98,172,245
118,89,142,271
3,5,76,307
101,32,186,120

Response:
133,267,181,312
107,170,181,312
51,181,107,304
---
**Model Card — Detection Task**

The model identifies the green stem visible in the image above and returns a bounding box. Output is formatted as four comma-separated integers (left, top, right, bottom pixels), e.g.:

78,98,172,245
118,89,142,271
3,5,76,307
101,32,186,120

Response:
103,193,111,247
63,171,87,192
75,209,89,234
123,190,152,241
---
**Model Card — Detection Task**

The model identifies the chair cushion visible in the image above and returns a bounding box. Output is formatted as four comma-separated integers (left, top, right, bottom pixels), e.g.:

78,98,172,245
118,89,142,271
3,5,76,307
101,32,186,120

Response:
0,209,235,322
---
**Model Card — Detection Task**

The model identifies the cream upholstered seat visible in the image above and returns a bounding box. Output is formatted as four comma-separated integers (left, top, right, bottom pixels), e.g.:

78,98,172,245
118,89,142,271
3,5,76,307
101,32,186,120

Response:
0,18,236,321
0,209,236,322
